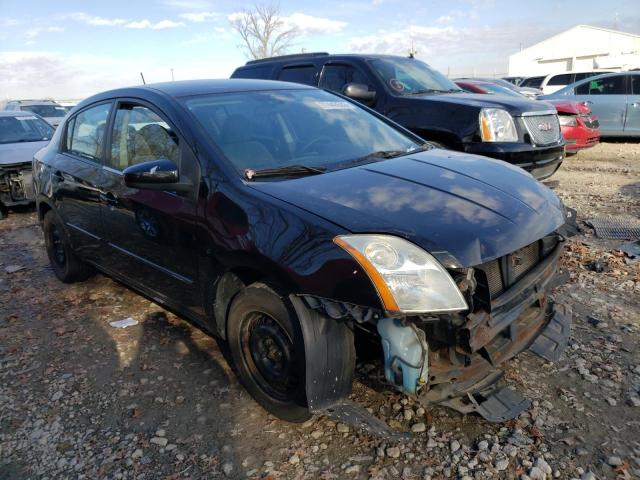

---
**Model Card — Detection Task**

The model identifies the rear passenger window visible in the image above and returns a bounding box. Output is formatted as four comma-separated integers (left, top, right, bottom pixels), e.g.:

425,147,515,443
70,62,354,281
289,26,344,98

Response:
521,76,544,88
576,75,626,95
108,104,179,171
278,66,317,85
548,74,573,86
67,103,112,161
630,76,640,95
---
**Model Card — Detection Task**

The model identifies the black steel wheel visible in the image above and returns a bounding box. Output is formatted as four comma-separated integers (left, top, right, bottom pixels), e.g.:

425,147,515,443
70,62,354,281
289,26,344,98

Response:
227,283,310,422
43,211,94,283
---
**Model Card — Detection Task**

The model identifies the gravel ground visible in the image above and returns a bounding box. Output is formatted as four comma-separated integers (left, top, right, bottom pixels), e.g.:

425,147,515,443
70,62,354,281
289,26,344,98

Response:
1,141,639,480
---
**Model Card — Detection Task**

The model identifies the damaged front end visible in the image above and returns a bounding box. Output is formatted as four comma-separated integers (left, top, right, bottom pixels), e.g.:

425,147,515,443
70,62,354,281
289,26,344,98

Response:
0,162,35,216
298,231,572,427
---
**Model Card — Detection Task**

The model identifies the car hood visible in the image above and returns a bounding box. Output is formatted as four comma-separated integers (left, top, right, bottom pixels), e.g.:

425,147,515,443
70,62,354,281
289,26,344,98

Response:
0,140,49,166
408,92,555,116
251,149,566,267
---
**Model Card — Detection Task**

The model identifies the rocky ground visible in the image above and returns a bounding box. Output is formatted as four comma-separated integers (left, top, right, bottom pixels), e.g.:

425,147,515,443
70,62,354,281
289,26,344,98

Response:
1,141,639,480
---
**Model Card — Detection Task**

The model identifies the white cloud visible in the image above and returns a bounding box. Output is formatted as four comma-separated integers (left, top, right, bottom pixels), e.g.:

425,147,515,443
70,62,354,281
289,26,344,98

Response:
0,50,237,99
348,23,555,75
179,11,219,22
161,0,214,9
436,15,453,24
0,17,20,27
228,11,347,36
284,13,347,34
151,19,184,29
68,12,128,27
25,26,64,39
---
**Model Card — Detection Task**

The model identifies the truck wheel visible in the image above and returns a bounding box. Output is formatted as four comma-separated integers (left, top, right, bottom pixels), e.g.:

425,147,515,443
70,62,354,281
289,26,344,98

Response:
43,211,94,283
227,283,311,422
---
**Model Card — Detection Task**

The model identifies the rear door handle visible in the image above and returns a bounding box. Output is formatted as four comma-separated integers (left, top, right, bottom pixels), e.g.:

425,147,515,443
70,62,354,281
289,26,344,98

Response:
631,102,639,108
99,192,119,206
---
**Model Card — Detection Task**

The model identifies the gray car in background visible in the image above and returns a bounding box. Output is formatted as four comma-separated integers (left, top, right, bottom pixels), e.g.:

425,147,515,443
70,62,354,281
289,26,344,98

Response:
540,72,640,136
3,99,68,128
0,111,53,218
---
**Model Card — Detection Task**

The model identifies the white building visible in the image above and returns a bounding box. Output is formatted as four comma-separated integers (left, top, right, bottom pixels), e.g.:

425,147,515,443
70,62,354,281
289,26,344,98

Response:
508,25,640,76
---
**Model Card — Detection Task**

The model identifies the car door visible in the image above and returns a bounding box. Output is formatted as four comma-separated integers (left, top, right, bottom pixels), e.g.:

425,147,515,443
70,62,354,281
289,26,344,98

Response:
572,75,628,135
99,100,202,312
624,74,640,136
53,101,113,263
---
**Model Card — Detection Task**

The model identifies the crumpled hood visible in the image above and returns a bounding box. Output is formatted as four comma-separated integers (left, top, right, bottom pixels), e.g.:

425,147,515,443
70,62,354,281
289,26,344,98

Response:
410,92,556,117
251,149,566,267
0,141,49,166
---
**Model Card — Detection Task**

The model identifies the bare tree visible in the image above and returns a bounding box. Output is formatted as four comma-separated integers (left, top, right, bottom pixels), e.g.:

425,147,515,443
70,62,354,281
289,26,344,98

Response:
229,4,298,60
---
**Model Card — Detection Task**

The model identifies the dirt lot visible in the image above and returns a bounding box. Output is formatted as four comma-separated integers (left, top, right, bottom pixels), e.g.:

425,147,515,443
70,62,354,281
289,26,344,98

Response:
1,142,639,480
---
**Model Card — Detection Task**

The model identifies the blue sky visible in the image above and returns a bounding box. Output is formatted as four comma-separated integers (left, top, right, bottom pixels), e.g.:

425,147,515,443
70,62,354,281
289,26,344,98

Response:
1,0,639,99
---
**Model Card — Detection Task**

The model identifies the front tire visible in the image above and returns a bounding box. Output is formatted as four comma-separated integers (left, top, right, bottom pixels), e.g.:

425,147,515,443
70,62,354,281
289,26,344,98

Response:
227,283,311,422
43,211,94,283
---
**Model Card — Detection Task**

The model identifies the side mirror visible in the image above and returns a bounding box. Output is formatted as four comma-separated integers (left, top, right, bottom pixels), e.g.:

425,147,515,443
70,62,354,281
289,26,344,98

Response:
343,83,376,102
123,159,191,192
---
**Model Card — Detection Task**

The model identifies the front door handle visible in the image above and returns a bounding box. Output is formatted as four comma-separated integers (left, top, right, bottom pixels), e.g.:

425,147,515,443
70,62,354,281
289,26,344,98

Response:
99,192,119,207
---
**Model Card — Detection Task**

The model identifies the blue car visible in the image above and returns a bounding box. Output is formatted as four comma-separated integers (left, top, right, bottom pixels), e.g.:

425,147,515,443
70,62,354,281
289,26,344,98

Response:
540,72,640,137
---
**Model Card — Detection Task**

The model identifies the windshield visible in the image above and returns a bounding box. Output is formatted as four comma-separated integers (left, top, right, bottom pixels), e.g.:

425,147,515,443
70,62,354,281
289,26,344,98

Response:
0,115,54,144
183,89,422,175
20,104,67,118
369,58,462,95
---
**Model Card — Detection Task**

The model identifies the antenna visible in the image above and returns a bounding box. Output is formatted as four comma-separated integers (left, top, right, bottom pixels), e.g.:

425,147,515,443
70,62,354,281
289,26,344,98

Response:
408,39,418,58
171,68,174,81
140,72,146,85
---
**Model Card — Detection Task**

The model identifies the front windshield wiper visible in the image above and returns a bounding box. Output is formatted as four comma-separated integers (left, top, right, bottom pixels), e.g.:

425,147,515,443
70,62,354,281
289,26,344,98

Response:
345,149,418,167
0,138,47,144
244,164,326,181
405,88,462,96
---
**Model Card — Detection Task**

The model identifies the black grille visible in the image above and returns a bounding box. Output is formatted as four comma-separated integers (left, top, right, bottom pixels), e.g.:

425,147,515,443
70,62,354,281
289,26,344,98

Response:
474,239,550,302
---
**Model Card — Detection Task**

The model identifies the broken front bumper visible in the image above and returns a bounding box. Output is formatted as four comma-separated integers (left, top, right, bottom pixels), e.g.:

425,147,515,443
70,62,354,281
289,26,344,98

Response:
380,242,572,421
0,163,34,208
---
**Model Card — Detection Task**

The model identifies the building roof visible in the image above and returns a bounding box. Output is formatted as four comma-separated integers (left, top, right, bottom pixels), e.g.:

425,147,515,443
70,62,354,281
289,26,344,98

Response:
514,24,640,57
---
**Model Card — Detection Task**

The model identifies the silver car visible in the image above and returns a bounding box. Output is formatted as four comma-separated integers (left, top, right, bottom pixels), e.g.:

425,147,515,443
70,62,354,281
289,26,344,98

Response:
3,99,68,128
0,111,53,218
540,72,640,136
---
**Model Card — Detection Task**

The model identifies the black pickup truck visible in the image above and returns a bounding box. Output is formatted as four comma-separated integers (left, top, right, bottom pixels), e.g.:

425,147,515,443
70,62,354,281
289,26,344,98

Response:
231,53,565,180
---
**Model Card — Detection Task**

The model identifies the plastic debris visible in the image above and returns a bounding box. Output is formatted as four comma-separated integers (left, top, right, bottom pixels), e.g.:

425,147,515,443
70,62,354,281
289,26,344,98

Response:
109,317,139,329
4,265,24,273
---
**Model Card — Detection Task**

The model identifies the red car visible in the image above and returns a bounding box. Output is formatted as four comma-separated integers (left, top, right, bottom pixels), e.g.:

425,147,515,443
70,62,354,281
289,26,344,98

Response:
546,100,600,154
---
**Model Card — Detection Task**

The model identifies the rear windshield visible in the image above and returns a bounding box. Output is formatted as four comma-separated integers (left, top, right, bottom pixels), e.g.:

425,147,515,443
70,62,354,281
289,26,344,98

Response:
183,89,420,173
477,82,523,98
20,105,67,118
0,115,54,144
520,76,545,88
370,58,462,95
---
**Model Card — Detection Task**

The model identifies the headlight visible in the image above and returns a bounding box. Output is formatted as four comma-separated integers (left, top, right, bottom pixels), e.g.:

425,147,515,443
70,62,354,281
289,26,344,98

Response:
334,234,468,314
558,115,577,126
479,108,518,142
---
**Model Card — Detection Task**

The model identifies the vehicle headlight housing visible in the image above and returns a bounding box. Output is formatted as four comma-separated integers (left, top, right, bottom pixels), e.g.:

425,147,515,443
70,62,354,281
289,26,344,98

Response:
334,234,468,314
558,115,578,126
479,108,518,142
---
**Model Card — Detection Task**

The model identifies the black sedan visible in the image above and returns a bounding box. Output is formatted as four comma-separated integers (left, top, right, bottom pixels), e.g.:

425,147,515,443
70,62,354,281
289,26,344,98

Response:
33,79,572,428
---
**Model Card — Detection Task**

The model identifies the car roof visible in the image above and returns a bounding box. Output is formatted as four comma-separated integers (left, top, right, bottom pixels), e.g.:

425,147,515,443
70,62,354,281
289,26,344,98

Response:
79,79,316,106
6,99,59,106
239,53,419,67
0,110,46,117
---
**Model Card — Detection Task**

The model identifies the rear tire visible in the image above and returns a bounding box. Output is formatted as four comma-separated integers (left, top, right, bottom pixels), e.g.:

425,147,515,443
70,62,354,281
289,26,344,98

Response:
43,211,94,283
227,283,311,423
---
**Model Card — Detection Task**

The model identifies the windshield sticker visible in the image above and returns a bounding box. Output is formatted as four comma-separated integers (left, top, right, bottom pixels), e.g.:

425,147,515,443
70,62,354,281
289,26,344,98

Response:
389,79,406,91
17,116,38,121
313,101,356,110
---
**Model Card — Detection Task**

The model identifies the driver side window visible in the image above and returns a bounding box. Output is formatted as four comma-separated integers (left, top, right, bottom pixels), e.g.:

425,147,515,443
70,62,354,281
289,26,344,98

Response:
108,104,179,171
319,64,373,94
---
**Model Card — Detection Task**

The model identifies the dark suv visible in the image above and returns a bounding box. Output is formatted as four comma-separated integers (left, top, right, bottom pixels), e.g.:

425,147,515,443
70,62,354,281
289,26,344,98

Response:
34,80,571,429
232,53,565,180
